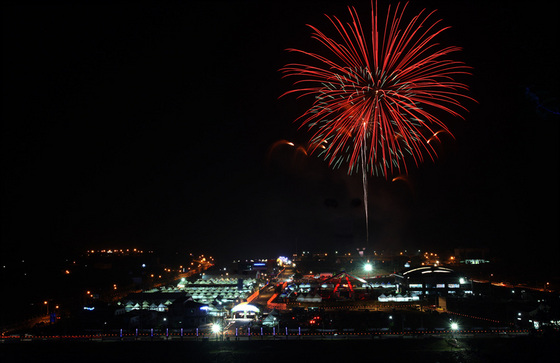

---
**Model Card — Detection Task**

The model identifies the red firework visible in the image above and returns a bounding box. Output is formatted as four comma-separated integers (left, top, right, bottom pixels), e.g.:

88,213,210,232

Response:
281,1,473,178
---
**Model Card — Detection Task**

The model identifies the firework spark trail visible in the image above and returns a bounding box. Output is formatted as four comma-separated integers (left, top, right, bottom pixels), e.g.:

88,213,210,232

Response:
361,128,369,243
281,1,473,246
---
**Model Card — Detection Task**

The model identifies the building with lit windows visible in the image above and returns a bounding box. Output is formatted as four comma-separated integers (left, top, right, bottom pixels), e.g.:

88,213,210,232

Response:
454,247,491,264
394,266,472,296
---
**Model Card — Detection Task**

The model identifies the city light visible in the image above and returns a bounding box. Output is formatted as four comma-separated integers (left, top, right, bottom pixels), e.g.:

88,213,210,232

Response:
211,323,221,334
15,247,553,342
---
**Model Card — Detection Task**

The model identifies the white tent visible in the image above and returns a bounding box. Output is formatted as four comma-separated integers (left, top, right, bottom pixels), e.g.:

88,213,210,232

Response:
262,314,278,327
231,302,260,319
310,294,322,302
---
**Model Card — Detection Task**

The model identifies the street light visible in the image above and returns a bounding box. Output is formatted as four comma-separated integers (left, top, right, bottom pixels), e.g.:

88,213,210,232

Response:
450,322,459,331
211,323,221,340
364,263,373,279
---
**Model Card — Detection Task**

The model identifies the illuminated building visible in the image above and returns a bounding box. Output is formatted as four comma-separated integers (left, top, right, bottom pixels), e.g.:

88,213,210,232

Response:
453,248,491,264
394,266,472,296
231,302,261,320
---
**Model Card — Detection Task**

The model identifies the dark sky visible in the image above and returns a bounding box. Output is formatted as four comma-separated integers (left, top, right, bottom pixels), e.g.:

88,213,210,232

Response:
2,1,558,268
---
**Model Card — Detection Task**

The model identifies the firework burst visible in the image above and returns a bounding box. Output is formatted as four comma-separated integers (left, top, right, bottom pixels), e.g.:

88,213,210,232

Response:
281,1,474,178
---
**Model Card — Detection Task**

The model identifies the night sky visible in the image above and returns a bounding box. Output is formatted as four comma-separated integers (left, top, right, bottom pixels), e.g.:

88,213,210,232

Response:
2,1,558,271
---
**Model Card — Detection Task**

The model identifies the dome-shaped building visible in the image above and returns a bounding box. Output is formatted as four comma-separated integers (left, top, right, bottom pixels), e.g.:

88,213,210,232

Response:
394,266,472,296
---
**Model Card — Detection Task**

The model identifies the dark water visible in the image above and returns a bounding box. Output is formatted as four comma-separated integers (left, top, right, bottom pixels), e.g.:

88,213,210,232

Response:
1,336,557,363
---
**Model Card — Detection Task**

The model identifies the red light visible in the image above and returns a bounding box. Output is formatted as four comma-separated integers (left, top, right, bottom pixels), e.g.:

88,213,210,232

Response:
280,2,474,184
